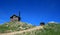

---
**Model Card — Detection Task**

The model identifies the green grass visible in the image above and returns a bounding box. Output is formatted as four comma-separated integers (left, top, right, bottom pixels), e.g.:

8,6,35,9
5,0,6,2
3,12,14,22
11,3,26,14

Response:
15,23,60,35
0,22,60,35
0,21,34,33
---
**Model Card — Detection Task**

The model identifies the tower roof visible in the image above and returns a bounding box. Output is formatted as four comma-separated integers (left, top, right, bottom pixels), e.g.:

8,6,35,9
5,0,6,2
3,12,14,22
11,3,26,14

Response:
10,14,19,18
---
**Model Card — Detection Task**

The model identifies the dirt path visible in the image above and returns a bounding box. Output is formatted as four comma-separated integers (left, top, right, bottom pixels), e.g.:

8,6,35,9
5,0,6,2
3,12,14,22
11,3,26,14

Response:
0,26,43,35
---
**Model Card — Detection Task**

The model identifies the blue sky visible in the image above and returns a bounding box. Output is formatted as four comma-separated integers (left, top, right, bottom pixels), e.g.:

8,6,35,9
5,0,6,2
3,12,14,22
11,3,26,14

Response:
0,0,60,26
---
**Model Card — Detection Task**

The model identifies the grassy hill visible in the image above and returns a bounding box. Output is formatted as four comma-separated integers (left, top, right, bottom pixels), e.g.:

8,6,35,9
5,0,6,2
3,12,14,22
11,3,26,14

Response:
15,22,60,35
0,22,60,35
0,21,34,33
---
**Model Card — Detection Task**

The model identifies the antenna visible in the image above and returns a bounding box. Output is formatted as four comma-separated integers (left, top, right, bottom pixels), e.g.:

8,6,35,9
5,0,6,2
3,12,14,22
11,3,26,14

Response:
19,11,20,17
18,11,21,21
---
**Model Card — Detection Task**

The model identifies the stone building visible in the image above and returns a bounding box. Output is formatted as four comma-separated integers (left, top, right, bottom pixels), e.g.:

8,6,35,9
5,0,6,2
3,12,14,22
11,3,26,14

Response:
10,12,21,22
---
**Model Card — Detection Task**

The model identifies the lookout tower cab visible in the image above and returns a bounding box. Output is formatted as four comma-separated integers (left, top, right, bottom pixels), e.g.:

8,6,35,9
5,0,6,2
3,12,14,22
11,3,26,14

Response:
10,14,21,22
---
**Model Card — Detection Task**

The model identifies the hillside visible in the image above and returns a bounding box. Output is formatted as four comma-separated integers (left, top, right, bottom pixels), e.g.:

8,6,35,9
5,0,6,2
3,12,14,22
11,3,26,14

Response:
0,21,34,33
14,23,60,35
0,22,60,35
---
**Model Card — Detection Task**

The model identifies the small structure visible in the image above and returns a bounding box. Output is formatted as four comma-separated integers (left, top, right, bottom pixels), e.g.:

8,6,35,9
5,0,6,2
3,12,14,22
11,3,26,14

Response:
10,11,21,22
40,22,45,29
